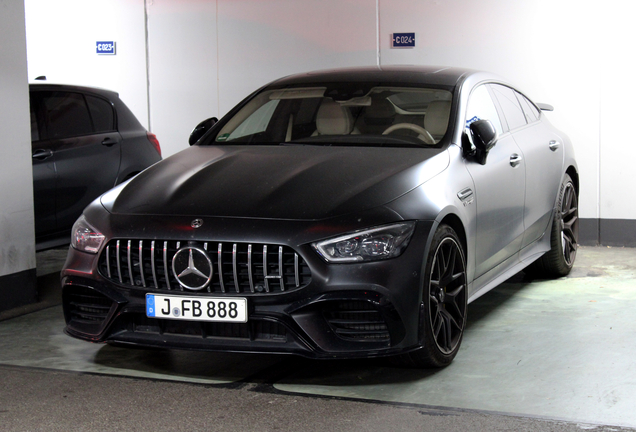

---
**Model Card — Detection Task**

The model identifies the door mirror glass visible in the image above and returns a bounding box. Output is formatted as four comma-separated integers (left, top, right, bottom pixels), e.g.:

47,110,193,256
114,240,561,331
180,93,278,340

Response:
189,117,218,145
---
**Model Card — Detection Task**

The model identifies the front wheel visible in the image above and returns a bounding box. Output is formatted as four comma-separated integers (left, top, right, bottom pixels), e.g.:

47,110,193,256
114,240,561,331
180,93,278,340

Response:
394,224,468,368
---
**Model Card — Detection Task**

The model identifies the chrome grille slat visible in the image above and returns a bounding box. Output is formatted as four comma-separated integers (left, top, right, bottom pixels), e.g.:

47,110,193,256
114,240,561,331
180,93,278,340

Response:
263,245,269,293
175,242,182,292
98,239,311,295
116,240,123,283
139,240,146,288
163,241,171,290
218,243,225,293
151,241,159,289
127,240,134,286
278,246,285,292
247,244,254,293
232,243,240,293
106,245,112,279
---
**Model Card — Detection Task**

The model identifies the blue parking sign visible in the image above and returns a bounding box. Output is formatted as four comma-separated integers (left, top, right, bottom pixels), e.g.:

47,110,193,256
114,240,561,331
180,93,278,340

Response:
96,41,116,55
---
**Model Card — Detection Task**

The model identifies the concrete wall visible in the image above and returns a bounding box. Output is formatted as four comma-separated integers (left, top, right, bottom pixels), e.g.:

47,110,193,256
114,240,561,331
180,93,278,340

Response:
24,0,149,129
145,0,218,159
0,0,37,311
148,0,378,157
22,0,636,244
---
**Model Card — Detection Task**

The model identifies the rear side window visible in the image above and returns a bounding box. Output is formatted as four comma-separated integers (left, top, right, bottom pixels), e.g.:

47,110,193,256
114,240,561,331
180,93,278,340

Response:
86,95,115,132
490,85,527,131
517,93,540,123
43,92,92,139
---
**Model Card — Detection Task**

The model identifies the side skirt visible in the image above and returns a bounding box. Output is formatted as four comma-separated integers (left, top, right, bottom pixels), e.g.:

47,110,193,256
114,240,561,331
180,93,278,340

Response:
467,222,552,304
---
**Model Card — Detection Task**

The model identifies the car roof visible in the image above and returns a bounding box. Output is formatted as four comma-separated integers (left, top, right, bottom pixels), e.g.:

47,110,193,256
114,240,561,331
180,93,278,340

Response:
266,65,482,89
29,83,119,99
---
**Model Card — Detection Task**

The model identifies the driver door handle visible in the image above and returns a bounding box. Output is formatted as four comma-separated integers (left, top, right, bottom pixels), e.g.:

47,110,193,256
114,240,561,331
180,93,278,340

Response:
510,154,522,167
32,149,53,160
101,137,119,146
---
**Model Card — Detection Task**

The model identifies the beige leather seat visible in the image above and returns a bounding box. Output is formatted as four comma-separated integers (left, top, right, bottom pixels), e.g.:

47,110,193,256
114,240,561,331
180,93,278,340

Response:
312,98,356,136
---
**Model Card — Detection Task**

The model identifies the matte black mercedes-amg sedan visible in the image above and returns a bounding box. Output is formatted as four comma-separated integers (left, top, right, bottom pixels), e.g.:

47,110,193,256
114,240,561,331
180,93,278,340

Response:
61,66,578,367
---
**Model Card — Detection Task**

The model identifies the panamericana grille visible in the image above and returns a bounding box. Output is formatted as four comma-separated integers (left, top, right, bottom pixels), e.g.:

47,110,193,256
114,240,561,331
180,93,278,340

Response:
65,286,113,325
98,239,311,294
324,301,390,342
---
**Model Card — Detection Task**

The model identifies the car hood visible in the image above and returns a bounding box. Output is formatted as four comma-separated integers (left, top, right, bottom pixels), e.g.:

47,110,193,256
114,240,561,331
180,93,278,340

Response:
103,145,449,220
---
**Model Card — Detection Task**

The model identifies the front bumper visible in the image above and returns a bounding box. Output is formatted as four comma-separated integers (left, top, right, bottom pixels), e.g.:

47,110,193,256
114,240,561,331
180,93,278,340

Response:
61,218,434,359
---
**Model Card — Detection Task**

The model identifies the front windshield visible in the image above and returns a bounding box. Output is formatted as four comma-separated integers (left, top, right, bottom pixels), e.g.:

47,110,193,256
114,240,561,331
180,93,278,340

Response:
213,86,453,147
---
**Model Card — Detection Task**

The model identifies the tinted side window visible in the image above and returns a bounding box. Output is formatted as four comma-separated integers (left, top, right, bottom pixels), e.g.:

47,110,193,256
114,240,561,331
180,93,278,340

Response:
86,95,115,132
43,92,92,139
29,94,41,142
465,85,503,135
517,92,540,123
225,99,280,141
490,85,527,131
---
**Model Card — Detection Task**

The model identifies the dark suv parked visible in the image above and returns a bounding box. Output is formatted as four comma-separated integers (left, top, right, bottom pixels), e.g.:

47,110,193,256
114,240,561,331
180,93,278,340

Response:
30,83,162,250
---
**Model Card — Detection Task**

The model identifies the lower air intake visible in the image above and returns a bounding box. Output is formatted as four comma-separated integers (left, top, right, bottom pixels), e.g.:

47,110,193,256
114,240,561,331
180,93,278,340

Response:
324,301,390,342
65,286,113,325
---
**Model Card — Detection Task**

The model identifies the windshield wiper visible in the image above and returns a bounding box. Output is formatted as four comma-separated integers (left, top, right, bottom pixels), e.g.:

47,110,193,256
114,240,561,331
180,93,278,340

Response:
286,135,432,148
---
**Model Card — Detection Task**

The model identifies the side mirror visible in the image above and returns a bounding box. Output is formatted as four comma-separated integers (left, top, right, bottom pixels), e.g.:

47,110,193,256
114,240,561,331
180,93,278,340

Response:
536,103,554,112
189,117,218,145
469,120,498,165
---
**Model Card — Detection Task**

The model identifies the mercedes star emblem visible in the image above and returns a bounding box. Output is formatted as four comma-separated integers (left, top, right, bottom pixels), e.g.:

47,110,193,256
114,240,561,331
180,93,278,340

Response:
172,246,213,291
191,219,203,228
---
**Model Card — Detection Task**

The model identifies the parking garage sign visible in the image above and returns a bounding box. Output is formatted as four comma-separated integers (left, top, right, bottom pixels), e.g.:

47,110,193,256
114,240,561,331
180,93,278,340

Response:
391,33,415,48
96,41,116,55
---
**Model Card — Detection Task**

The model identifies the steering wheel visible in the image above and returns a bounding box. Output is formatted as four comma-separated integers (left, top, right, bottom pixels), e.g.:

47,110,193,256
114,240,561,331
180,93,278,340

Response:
382,123,435,145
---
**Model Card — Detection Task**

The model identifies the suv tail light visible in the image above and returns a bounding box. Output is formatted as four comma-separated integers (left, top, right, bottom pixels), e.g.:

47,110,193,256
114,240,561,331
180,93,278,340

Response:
147,132,161,157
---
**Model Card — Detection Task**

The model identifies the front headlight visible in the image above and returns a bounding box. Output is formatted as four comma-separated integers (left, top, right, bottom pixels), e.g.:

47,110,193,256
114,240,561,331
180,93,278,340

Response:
313,222,416,263
71,215,105,254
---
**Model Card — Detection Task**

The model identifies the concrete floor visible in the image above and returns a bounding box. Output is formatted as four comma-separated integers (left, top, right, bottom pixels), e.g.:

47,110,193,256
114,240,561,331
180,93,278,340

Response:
0,246,635,431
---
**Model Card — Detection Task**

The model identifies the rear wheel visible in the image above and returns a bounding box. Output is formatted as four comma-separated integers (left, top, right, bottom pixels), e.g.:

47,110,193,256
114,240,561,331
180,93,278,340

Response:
395,224,468,368
527,173,579,278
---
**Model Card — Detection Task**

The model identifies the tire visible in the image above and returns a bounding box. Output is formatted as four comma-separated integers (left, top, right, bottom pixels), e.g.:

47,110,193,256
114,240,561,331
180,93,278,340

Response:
527,173,579,278
394,224,468,368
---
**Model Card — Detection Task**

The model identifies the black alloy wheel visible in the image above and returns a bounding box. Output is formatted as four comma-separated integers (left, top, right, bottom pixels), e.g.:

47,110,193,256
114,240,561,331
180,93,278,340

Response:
560,179,579,268
394,224,467,368
428,235,468,355
527,173,579,278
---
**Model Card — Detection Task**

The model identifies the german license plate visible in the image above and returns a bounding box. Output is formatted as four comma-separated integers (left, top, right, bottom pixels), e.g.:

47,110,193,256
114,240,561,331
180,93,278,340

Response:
146,294,247,323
